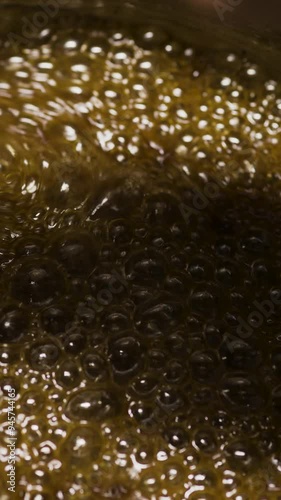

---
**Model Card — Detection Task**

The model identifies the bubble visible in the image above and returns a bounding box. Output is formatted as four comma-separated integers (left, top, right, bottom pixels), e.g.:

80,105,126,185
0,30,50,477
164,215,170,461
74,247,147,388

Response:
165,332,186,357
221,374,265,411
130,401,156,426
190,350,219,383
215,238,236,257
130,374,158,398
147,349,167,371
41,304,73,335
64,330,87,355
222,340,262,371
66,389,119,421
130,286,154,305
216,260,239,287
21,390,45,414
184,448,200,469
225,440,259,472
125,249,166,285
135,294,183,335
251,259,274,286
101,309,131,333
11,257,65,306
135,443,155,466
193,428,217,454
136,26,168,49
211,411,231,429
164,273,188,295
0,344,20,365
76,301,96,328
98,244,118,265
14,235,45,257
255,430,278,456
56,359,81,388
63,426,102,462
193,469,217,489
189,286,218,317
191,387,214,406
51,229,96,276
140,469,161,495
0,377,18,397
163,425,189,449
0,307,28,343
156,387,185,413
108,219,132,246
164,360,186,384
144,193,181,224
204,322,224,349
88,33,109,56
163,461,184,486
89,270,126,298
82,352,108,382
240,229,269,254
27,340,61,371
109,336,142,380
188,256,214,282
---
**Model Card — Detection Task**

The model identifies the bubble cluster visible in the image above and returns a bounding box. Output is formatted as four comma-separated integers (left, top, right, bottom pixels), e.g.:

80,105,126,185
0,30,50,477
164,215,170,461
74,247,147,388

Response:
0,9,281,500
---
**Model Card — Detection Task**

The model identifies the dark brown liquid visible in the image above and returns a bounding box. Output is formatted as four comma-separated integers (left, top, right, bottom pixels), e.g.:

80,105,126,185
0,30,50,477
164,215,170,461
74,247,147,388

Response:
0,9,281,500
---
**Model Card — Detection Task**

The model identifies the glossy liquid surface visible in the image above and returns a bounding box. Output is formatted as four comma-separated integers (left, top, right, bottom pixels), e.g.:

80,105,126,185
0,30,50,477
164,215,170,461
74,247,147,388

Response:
0,10,281,500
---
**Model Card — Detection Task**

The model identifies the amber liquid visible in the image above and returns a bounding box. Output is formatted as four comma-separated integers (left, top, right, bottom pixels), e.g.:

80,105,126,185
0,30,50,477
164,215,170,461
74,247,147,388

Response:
0,8,281,500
